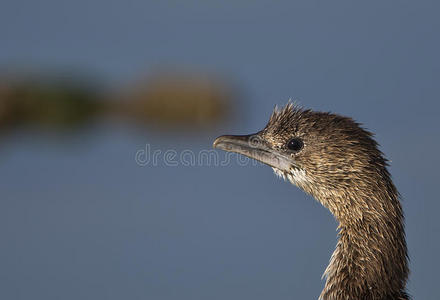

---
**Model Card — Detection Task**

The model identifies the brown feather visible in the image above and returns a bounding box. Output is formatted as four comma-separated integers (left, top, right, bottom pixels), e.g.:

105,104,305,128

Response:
214,103,409,300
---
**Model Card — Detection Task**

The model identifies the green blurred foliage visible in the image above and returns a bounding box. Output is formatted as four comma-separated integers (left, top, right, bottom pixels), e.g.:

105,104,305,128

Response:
0,71,234,134
0,78,102,130
118,73,231,128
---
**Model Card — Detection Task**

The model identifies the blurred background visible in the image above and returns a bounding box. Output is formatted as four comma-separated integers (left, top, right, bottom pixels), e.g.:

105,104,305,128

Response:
1,1,438,299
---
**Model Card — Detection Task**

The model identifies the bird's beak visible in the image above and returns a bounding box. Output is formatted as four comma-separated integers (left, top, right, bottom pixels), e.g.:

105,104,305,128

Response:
213,134,294,172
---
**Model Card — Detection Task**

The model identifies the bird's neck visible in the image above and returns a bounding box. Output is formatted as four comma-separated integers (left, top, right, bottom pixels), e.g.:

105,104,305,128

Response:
317,183,409,300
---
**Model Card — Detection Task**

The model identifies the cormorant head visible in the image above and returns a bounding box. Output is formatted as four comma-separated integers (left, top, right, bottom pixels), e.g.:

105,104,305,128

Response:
214,103,389,216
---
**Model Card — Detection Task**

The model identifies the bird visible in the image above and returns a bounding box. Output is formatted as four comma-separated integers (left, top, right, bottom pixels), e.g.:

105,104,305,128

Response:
213,103,409,300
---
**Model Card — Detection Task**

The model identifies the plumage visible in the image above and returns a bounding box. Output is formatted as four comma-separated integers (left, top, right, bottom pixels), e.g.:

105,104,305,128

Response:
213,103,409,300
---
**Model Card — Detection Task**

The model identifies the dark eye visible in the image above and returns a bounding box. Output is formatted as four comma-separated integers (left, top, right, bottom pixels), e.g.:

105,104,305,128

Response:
287,138,303,152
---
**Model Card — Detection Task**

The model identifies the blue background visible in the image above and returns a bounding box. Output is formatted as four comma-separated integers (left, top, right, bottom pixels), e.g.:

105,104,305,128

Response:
1,1,438,299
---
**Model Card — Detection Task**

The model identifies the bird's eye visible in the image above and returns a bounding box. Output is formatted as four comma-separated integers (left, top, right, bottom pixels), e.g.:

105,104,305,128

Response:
286,138,303,152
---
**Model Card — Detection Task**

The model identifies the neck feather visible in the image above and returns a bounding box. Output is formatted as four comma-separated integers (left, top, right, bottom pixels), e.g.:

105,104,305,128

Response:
318,179,409,300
